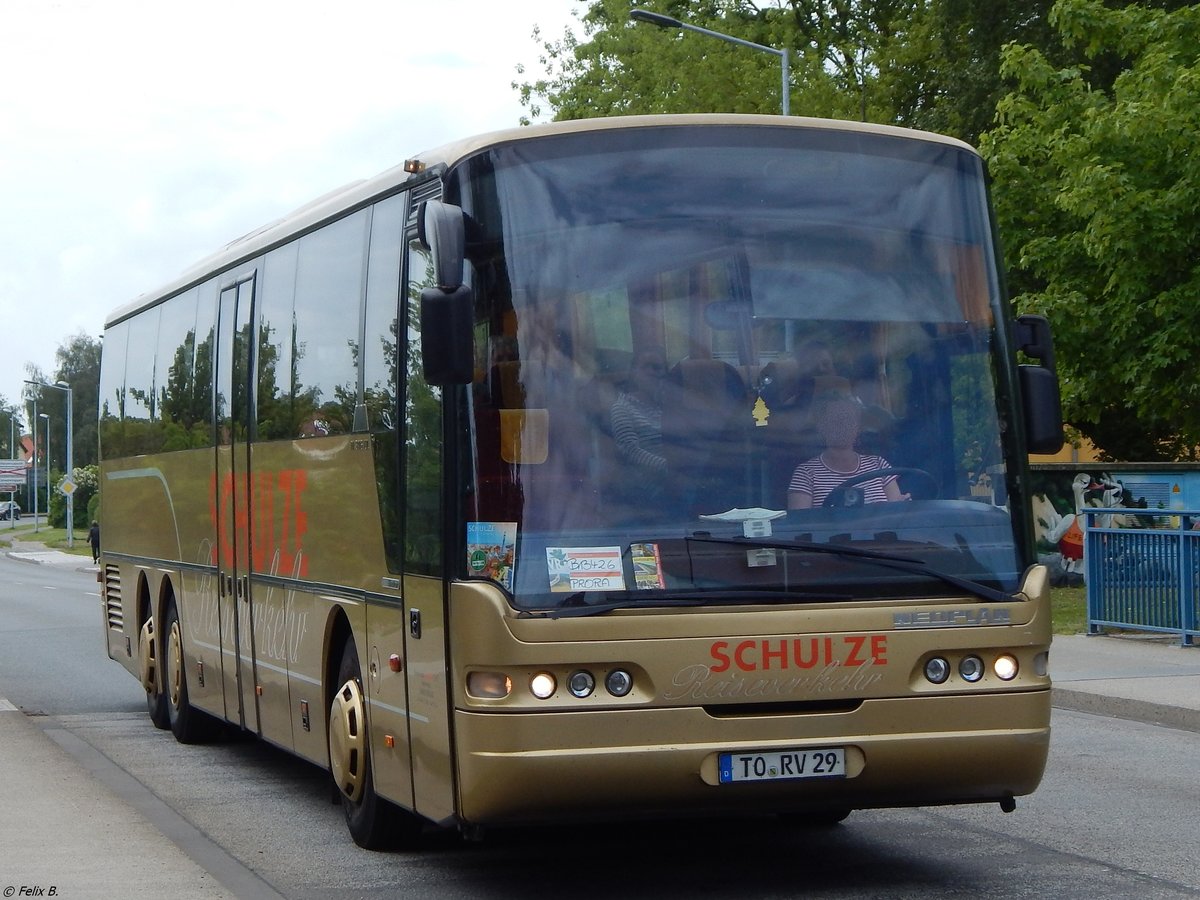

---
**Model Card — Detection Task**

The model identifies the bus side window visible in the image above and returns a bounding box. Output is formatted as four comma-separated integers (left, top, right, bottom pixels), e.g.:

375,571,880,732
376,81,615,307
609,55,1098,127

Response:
364,194,406,572
291,211,368,438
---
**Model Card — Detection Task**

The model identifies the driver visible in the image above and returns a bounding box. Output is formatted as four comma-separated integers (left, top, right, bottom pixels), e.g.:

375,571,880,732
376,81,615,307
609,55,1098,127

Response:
787,393,910,509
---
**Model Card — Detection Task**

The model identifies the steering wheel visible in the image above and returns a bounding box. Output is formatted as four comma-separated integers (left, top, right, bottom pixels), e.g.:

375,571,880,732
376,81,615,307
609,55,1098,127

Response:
822,467,939,509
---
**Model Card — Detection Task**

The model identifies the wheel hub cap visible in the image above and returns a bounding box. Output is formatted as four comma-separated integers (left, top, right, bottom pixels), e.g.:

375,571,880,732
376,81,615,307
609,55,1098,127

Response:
329,678,367,803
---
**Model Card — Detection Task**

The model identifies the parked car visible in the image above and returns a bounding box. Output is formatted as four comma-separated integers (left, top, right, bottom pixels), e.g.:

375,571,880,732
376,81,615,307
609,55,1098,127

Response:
0,500,21,520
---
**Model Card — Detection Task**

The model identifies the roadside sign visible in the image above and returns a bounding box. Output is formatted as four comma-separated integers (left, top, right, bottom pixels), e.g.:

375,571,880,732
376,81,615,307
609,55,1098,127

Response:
59,476,77,496
0,459,24,490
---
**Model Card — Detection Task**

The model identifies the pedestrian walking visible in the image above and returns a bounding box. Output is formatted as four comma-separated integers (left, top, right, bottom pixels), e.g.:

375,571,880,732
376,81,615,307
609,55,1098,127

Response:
88,520,100,563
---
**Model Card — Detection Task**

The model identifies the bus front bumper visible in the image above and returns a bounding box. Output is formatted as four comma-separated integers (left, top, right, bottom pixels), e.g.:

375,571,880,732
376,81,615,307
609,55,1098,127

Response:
453,690,1050,826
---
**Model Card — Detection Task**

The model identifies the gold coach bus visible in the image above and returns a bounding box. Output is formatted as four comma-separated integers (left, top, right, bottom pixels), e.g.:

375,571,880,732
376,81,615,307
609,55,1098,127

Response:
98,114,1064,849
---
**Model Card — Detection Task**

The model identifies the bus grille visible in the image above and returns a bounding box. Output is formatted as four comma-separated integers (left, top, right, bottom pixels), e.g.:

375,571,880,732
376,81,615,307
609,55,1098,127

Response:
104,565,123,631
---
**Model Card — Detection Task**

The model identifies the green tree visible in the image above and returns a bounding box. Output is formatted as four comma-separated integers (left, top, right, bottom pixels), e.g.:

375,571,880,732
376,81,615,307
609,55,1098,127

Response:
517,1,921,125
0,398,22,459
48,463,98,530
981,0,1200,460
887,0,1058,146
516,0,1112,144
25,333,102,471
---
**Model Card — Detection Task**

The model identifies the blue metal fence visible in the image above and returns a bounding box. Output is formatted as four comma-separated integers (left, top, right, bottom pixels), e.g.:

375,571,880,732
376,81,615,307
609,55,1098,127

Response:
1084,509,1200,646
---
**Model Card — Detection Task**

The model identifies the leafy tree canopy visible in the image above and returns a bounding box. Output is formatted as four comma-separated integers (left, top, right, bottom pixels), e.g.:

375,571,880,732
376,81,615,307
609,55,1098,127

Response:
22,332,101,471
516,1,1079,146
517,1,920,126
981,0,1200,460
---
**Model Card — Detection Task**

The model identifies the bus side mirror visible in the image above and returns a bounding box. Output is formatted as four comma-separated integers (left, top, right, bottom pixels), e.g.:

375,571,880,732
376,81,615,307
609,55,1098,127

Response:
417,200,466,291
1014,315,1064,454
417,200,474,386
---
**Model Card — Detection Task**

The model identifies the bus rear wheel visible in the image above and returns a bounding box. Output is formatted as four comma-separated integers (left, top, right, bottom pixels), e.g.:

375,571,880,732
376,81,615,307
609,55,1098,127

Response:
329,634,420,850
139,616,170,730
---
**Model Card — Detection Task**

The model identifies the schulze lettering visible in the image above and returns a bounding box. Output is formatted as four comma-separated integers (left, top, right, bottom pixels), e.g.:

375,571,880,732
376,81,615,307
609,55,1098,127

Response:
708,634,887,673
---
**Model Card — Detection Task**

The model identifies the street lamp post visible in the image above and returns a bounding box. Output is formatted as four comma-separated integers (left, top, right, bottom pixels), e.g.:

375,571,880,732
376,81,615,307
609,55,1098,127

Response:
30,398,38,533
25,379,74,548
7,413,14,531
39,413,49,532
59,381,74,549
630,9,790,116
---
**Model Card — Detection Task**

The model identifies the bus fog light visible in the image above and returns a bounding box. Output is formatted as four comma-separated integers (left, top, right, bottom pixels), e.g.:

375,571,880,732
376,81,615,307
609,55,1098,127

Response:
994,655,1019,681
959,655,985,683
568,670,595,698
924,657,950,684
605,669,633,697
467,671,512,699
530,672,557,699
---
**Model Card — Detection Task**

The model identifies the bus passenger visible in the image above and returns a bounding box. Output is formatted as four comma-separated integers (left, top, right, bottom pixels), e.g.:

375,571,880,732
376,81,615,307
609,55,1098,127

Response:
788,393,909,509
610,349,668,476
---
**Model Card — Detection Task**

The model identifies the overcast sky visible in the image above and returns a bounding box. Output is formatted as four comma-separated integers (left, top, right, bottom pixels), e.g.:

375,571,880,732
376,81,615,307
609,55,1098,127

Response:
0,0,581,434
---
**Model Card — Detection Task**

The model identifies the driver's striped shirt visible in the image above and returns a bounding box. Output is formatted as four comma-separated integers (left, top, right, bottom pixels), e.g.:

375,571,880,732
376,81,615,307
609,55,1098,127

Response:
789,453,897,506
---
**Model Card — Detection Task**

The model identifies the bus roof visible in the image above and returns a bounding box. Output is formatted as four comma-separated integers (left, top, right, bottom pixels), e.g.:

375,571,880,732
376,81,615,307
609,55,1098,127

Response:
104,114,977,328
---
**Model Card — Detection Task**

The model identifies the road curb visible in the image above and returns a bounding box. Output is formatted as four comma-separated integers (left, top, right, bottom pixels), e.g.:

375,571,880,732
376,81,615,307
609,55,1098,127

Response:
3,549,98,573
1052,687,1200,734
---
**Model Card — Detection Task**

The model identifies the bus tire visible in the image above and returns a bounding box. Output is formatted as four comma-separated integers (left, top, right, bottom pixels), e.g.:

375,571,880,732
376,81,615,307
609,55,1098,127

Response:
329,634,420,851
139,616,170,730
164,599,212,744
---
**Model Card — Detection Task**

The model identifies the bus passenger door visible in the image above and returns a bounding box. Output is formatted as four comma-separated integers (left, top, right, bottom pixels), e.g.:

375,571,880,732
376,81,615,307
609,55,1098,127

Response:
398,229,455,824
215,274,260,734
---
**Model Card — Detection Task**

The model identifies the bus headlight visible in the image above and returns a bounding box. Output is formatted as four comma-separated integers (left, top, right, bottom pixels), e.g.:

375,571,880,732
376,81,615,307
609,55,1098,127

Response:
530,672,557,699
568,670,595,698
959,655,985,683
993,655,1019,681
924,657,951,684
605,669,633,697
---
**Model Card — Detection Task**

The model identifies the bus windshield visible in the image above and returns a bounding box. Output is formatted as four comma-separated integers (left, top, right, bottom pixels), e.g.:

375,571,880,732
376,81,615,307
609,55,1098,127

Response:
452,124,1023,611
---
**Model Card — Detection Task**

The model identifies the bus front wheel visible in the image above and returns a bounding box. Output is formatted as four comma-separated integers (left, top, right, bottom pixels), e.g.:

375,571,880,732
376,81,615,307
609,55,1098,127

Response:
329,634,421,850
163,600,212,744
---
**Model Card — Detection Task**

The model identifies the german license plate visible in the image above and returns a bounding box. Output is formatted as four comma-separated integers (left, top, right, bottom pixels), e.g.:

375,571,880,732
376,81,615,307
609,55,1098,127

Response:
718,747,846,783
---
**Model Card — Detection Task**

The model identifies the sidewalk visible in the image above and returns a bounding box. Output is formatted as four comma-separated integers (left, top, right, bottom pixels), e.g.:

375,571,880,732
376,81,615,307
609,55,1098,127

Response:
0,703,232,899
1050,632,1200,732
0,537,257,899
4,540,99,571
2,536,1198,899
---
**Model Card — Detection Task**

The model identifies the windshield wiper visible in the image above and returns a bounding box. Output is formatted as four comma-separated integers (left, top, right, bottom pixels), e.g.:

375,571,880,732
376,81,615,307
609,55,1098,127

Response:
532,587,852,619
687,535,1017,604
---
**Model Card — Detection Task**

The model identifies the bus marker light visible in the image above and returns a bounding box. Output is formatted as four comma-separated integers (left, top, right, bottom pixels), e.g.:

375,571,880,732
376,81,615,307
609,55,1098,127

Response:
568,670,595,698
994,655,1019,681
467,672,512,699
605,669,633,697
960,655,985,683
530,672,557,699
388,653,402,673
924,657,950,684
